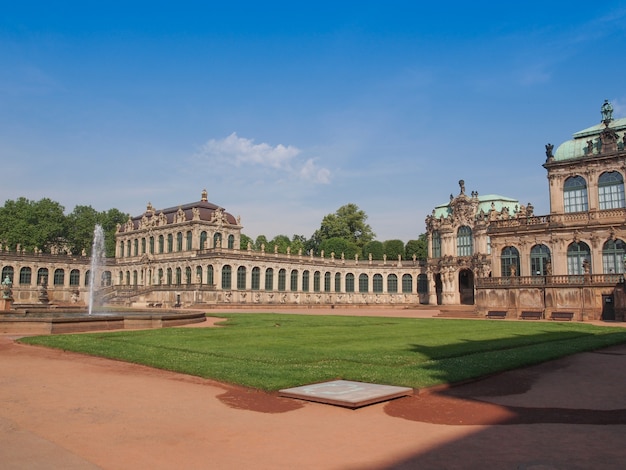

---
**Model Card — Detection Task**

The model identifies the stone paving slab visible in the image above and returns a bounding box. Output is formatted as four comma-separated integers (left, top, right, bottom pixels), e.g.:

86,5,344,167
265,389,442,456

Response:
279,379,413,408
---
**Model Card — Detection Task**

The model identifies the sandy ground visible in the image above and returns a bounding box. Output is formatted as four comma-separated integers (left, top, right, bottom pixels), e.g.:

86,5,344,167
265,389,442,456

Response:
2,308,626,469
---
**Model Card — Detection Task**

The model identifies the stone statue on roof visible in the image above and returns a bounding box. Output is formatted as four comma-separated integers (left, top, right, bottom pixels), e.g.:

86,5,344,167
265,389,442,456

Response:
601,99,614,124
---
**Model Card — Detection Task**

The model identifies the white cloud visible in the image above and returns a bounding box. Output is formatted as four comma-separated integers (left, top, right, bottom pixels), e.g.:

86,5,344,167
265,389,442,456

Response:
197,132,331,184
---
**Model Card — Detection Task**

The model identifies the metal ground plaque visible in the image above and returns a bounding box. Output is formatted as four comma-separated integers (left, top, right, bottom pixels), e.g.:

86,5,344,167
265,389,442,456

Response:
279,380,413,408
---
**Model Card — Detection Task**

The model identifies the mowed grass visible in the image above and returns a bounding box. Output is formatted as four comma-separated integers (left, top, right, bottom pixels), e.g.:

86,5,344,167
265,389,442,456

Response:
18,314,626,391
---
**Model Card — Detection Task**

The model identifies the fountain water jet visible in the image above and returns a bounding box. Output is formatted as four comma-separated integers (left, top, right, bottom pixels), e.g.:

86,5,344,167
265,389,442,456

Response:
88,224,106,315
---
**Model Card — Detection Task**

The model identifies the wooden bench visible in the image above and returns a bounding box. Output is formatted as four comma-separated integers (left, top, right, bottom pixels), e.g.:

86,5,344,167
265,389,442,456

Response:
520,311,542,320
551,311,574,321
487,311,507,319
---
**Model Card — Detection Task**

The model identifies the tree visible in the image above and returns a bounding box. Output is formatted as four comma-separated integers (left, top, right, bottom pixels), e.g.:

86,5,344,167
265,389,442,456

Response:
269,235,291,254
240,234,253,250
290,235,307,255
0,197,67,253
66,205,100,256
362,240,384,260
99,208,128,257
312,203,375,252
383,239,405,260
406,234,428,261
319,237,360,260
254,235,269,251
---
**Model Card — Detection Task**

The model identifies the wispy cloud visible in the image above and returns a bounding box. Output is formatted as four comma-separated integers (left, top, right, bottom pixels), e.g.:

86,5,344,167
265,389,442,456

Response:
196,132,331,184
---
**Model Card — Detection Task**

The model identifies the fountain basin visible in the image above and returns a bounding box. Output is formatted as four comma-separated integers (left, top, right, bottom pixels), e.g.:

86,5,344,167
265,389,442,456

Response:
0,310,206,335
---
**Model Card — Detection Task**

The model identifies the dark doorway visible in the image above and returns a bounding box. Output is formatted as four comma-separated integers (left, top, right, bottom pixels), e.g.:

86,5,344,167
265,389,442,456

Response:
602,294,615,321
459,269,474,305
435,273,443,305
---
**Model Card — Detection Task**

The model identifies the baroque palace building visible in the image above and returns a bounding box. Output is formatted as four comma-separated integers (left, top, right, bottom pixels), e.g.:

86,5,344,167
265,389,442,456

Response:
425,100,626,321
2,101,626,320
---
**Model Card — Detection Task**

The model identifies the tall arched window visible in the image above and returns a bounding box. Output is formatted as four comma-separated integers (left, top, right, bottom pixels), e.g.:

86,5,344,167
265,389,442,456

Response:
167,268,172,285
120,241,125,258
431,230,441,258
133,239,139,256
149,236,154,254
324,272,331,291
37,268,48,285
334,272,341,292
228,234,235,249
564,175,588,213
457,226,473,256
175,267,182,285
264,268,273,291
373,274,383,293
278,269,286,291
158,235,164,253
598,171,625,209
141,238,146,254
501,246,520,277
359,273,369,293
207,265,214,286
417,274,428,294
2,266,14,283
167,234,173,252
302,270,309,292
387,274,398,293
345,273,355,292
196,266,203,284
186,231,193,250
567,242,591,275
313,271,321,292
185,266,192,285
251,267,260,290
290,269,298,291
221,265,232,289
200,231,207,249
403,274,413,293
602,239,626,274
19,267,32,285
176,232,183,251
53,269,65,286
158,268,163,285
530,244,551,276
237,266,246,289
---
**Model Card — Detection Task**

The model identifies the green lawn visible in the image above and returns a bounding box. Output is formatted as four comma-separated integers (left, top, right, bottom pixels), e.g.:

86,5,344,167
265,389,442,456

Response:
18,314,626,391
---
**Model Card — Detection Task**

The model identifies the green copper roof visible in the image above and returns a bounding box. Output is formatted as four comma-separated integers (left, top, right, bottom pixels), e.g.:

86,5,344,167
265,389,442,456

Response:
432,194,520,219
553,116,626,162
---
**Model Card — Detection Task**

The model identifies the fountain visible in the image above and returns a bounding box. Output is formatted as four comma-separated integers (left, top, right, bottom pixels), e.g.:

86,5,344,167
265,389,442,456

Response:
88,224,106,315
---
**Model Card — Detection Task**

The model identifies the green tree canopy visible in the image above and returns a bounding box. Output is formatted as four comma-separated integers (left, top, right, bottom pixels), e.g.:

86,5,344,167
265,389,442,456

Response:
362,240,384,260
312,203,375,253
406,234,428,261
319,237,360,260
383,239,405,260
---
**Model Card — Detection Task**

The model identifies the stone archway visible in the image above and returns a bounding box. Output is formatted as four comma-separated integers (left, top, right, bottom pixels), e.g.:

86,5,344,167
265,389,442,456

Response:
458,269,474,305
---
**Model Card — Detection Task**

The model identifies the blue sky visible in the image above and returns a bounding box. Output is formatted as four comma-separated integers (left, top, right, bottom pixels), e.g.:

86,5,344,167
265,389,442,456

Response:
1,1,626,242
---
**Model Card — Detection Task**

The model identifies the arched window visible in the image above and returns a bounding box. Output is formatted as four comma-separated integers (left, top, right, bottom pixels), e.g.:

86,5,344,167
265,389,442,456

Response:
302,270,310,292
158,235,164,253
37,268,48,285
133,239,138,256
185,266,192,285
133,270,138,285
530,244,551,276
2,266,14,283
359,273,369,293
387,274,398,293
599,171,625,210
237,266,246,290
186,231,193,250
149,236,155,254
221,265,232,289
19,267,31,285
175,267,182,285
167,268,172,285
141,238,146,254
567,242,591,275
334,272,342,292
228,234,235,249
53,269,65,286
196,266,203,284
167,234,173,253
120,241,124,258
126,271,130,285
158,268,163,285
278,269,286,291
69,269,80,286
417,274,428,294
324,272,331,291
314,271,321,292
214,232,222,248
373,274,383,293
564,176,588,213
345,273,355,292
200,231,207,249
457,226,473,256
207,265,214,286
176,232,183,251
431,230,441,258
290,270,298,291
265,268,273,291
602,239,626,274
501,246,520,277
403,274,413,293
251,267,260,290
